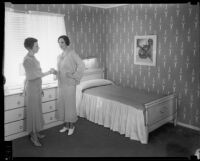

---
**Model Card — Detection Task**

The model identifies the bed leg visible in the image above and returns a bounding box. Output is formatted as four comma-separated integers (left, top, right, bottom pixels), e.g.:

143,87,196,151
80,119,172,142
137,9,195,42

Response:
173,96,178,126
173,114,177,126
144,109,149,143
145,127,149,144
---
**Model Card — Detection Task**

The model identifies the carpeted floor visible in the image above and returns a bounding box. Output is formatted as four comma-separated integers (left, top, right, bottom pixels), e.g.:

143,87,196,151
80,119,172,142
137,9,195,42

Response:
11,117,200,158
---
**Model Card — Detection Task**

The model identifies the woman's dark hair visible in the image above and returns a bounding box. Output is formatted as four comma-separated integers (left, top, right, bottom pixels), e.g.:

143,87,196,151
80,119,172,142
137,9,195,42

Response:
24,37,38,50
58,35,70,46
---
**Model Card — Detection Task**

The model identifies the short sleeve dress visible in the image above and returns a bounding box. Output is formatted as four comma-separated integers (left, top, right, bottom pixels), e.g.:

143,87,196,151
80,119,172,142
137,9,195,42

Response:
23,54,44,134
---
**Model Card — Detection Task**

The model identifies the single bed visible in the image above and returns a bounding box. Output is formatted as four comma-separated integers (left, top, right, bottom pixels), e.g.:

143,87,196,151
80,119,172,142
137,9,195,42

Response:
76,68,177,144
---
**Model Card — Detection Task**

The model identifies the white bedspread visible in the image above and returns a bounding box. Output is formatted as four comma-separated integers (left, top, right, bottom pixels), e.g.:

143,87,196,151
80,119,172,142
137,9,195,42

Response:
76,79,148,144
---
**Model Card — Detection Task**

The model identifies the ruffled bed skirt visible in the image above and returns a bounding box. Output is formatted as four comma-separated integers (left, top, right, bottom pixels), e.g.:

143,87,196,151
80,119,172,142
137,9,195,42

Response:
77,93,148,144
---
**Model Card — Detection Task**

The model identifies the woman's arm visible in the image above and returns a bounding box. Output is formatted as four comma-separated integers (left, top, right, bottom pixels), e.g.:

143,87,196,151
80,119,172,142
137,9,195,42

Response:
41,70,51,77
71,51,85,82
23,58,53,80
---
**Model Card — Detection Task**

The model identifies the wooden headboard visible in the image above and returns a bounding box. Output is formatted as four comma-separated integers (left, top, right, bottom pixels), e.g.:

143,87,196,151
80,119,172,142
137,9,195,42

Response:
81,68,104,82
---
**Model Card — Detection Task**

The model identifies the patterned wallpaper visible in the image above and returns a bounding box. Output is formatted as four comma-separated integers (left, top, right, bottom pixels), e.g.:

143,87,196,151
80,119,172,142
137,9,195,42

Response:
105,4,200,129
5,3,200,129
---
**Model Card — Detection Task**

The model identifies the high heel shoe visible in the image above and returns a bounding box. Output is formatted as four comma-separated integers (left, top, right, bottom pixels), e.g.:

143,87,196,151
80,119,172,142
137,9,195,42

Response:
37,133,45,139
68,127,75,135
30,135,42,147
59,126,69,133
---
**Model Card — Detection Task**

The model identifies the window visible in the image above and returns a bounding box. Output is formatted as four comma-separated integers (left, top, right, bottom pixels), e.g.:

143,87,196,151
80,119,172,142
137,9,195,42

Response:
4,8,66,90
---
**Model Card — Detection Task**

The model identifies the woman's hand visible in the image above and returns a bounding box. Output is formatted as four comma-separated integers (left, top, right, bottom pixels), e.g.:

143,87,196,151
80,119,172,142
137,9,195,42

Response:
50,68,57,75
65,72,74,78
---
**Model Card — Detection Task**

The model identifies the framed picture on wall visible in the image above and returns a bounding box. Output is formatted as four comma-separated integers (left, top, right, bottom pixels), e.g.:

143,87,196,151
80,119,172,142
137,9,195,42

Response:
134,35,157,66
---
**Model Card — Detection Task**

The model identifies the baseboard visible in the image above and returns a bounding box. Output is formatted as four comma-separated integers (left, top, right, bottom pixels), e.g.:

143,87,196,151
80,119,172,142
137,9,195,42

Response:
5,121,63,141
177,121,200,131
5,131,29,141
42,121,63,130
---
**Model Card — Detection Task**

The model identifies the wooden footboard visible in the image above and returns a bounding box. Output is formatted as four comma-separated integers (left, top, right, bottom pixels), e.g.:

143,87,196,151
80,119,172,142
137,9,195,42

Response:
144,94,177,143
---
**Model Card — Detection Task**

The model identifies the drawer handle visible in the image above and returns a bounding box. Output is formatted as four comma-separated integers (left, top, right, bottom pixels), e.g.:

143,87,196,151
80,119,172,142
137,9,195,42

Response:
42,91,44,97
19,93,24,96
160,106,167,114
160,111,165,114
17,101,21,105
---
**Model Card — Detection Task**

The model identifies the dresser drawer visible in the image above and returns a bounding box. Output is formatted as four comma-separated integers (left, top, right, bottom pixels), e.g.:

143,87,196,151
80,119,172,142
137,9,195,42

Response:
5,94,24,110
42,88,57,102
42,101,56,113
43,111,56,124
5,120,24,136
5,107,25,123
147,100,174,126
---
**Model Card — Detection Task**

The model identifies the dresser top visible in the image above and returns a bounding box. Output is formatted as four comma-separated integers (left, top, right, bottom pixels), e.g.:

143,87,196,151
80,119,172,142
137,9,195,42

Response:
4,82,58,96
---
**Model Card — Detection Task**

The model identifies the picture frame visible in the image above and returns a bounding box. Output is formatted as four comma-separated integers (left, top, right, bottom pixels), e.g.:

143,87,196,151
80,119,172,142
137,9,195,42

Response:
134,35,157,66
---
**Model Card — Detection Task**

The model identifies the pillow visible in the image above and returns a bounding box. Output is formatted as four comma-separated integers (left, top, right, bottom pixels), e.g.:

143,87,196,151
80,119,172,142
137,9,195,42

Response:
76,79,113,108
78,79,113,91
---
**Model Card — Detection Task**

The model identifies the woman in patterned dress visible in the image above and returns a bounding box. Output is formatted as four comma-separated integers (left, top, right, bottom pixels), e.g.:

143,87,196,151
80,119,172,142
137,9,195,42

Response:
52,35,85,135
23,37,54,146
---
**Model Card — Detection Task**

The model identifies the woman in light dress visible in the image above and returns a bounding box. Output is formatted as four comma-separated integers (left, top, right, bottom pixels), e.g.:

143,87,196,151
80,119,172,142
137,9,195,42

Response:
52,35,85,135
23,37,54,147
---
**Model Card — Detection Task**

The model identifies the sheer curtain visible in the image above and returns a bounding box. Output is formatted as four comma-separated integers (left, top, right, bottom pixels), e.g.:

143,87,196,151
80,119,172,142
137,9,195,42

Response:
4,8,66,89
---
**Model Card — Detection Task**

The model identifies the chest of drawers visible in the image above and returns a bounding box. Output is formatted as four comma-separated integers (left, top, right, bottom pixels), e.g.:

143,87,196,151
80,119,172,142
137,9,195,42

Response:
4,86,62,141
